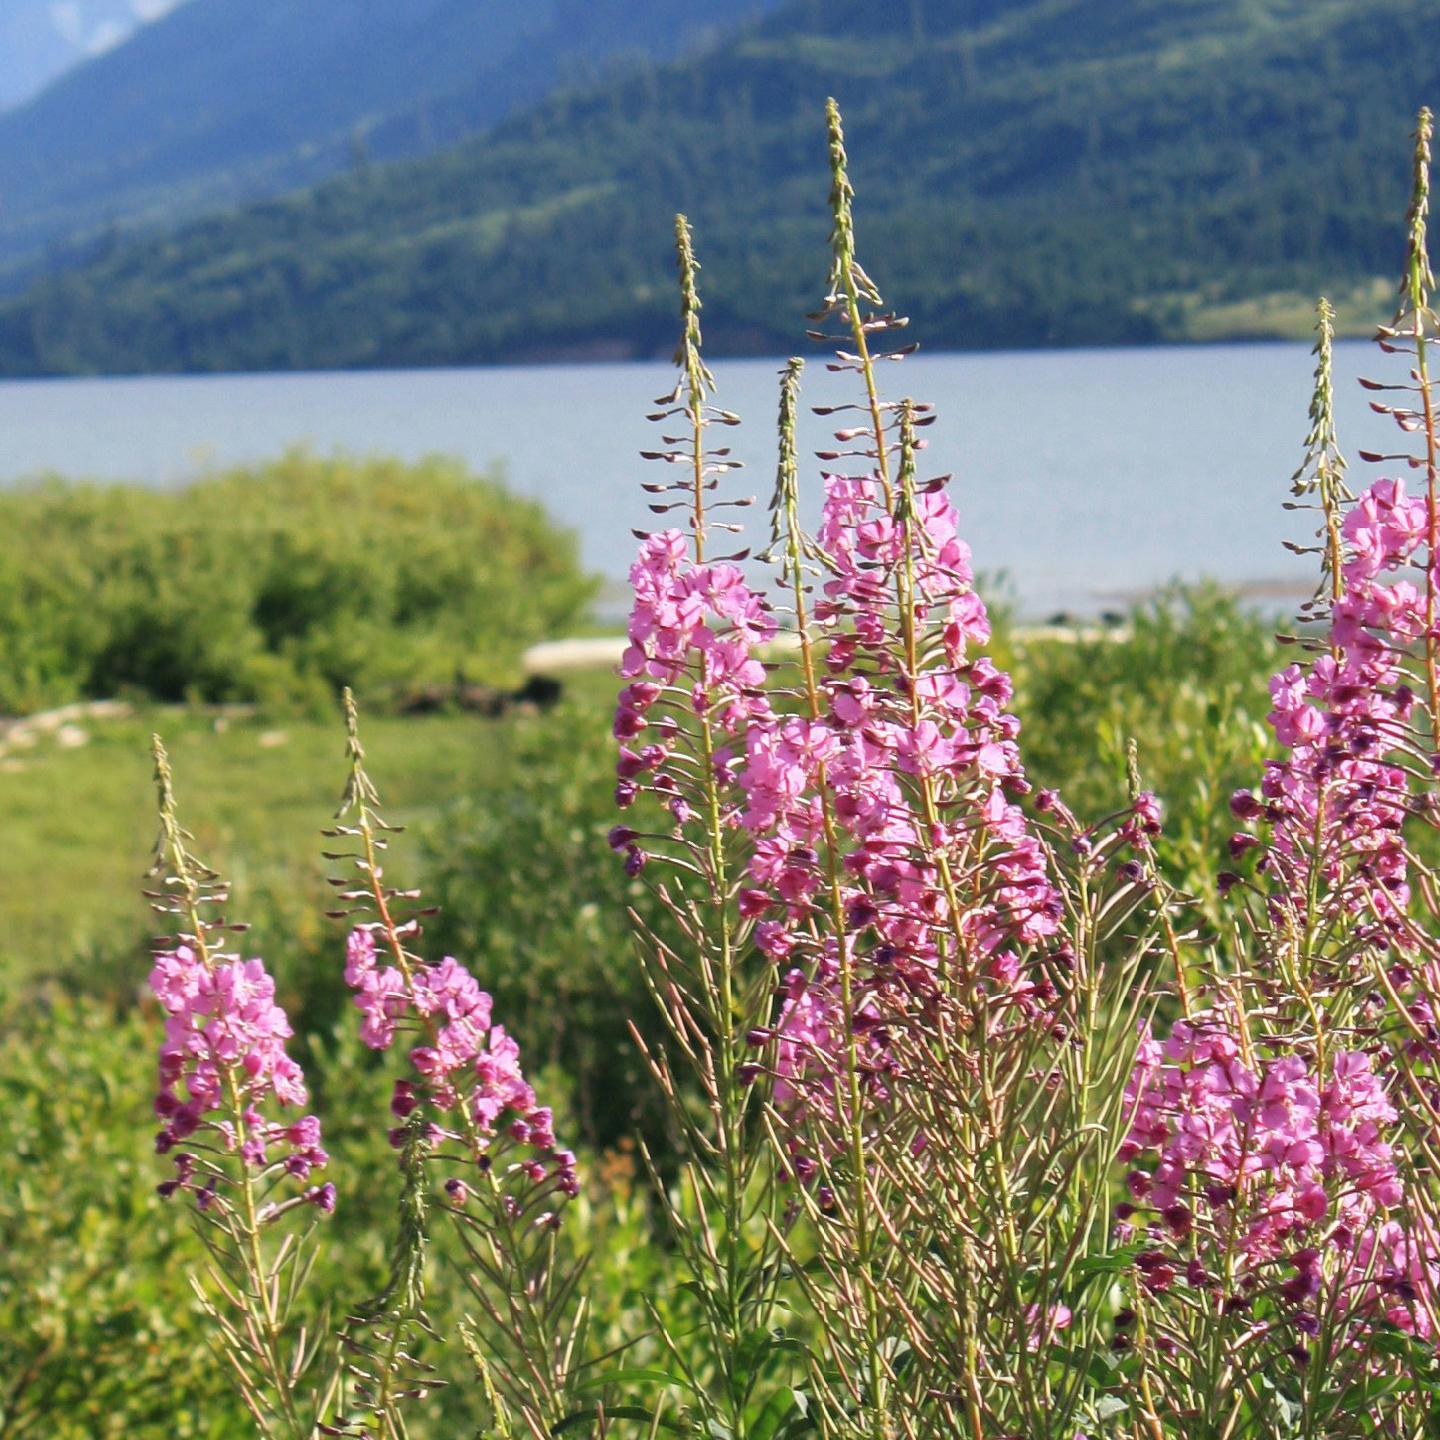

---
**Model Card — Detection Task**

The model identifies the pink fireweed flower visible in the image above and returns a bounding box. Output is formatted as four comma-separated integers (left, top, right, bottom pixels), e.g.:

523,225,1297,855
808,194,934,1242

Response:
618,530,774,709
344,930,578,1202
738,465,1062,1002
149,943,328,1202
612,527,778,871
1023,1302,1073,1352
753,957,897,1172
1234,473,1430,944
1118,1014,1437,1342
729,454,1066,1167
1348,1218,1440,1342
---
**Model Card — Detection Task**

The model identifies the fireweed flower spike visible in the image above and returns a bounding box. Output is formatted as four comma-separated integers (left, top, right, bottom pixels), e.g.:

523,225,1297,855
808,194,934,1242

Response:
146,736,336,1439
709,100,1156,1440
1127,114,1440,1437
1228,296,1423,967
604,214,796,1439
327,691,583,1438
1225,118,1440,981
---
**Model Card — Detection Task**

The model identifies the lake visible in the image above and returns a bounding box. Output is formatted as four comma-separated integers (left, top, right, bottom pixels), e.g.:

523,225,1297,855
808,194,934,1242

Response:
0,341,1403,620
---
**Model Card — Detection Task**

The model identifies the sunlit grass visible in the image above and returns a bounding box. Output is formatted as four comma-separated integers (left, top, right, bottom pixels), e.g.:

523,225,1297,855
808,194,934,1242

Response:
1,681,611,980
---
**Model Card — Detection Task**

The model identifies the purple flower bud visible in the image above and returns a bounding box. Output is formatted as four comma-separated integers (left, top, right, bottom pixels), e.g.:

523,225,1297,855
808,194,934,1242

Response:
1162,1204,1192,1239
738,888,771,918
612,708,645,740
306,1183,337,1215
1132,791,1162,830
1229,788,1262,820
616,747,647,779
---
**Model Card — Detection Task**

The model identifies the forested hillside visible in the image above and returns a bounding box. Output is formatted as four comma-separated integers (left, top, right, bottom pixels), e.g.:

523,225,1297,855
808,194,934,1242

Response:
2,0,1435,375
0,0,777,279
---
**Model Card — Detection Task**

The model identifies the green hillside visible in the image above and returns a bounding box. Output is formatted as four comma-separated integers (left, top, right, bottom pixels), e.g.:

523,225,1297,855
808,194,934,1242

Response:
2,0,1435,375
0,0,777,281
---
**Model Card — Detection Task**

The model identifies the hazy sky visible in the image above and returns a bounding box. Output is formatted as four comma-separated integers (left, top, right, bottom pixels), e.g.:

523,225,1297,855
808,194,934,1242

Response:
0,0,186,110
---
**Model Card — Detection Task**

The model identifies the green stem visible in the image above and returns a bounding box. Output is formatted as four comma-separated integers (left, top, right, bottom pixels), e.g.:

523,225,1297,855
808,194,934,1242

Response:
153,759,308,1439
350,797,563,1426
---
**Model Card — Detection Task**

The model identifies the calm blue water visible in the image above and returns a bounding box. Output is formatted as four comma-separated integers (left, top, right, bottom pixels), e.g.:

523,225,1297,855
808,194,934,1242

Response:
0,342,1402,619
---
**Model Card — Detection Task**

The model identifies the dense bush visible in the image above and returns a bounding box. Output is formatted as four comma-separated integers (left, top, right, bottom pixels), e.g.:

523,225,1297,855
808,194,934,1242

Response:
0,451,595,713
421,702,677,1155
1008,586,1276,919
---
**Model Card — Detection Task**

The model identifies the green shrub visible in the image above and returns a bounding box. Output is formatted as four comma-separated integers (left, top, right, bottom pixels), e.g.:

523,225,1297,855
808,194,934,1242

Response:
1007,586,1276,923
0,451,596,713
0,993,236,1437
420,701,675,1155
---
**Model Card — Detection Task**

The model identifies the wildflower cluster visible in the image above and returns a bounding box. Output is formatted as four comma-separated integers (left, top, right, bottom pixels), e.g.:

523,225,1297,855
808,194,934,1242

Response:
611,527,774,864
345,925,577,1203
1113,113,1440,1434
140,704,581,1438
1121,1019,1410,1301
151,943,332,1208
1232,472,1427,938
605,102,1134,1440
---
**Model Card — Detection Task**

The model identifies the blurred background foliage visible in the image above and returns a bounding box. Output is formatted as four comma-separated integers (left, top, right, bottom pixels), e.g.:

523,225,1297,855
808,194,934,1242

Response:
0,451,595,713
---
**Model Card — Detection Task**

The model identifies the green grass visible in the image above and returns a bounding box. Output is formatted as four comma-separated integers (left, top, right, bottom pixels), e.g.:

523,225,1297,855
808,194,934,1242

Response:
2,696,595,981
2,598,1279,987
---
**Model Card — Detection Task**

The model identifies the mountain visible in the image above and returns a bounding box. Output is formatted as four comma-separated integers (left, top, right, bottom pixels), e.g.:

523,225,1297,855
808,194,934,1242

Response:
2,0,1437,376
0,0,781,279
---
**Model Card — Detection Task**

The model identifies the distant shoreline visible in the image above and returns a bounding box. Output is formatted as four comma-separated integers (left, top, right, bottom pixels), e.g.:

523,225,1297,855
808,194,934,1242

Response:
0,330,1384,390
